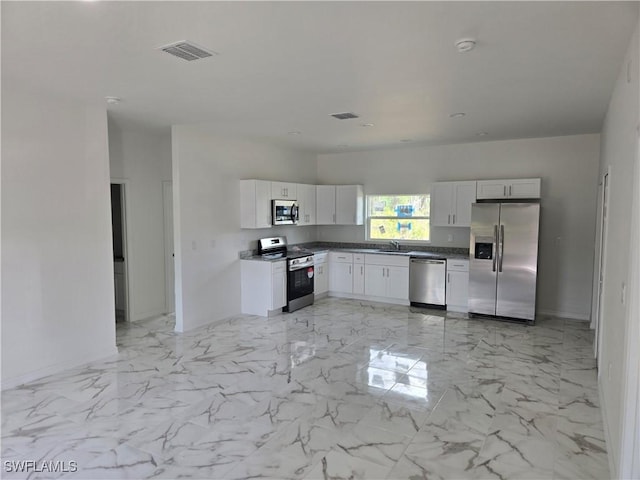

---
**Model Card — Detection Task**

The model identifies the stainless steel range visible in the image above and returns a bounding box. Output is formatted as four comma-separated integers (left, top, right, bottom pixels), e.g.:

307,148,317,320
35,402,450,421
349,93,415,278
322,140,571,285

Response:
258,237,314,313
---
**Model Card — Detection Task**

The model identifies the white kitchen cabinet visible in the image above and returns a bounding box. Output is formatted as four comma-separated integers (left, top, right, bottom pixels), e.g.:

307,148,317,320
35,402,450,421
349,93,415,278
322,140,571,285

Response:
431,181,476,227
336,185,364,225
240,180,272,229
364,254,410,301
241,259,287,316
446,259,469,313
329,251,354,294
316,185,364,225
353,254,365,295
476,178,541,200
271,181,297,200
314,252,329,296
316,185,336,225
297,184,316,226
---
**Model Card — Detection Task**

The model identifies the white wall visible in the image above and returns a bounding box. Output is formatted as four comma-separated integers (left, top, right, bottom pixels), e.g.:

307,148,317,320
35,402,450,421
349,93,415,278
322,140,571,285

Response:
317,134,601,320
108,121,172,321
171,127,317,332
596,18,639,478
1,83,117,388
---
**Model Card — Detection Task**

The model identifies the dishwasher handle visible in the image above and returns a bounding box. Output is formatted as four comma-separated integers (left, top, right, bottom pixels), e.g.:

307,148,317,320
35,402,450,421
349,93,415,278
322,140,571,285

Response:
410,258,446,265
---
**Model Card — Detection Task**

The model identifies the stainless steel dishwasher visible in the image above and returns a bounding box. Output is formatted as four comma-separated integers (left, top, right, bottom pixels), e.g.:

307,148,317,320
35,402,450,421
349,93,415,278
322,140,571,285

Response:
409,257,447,308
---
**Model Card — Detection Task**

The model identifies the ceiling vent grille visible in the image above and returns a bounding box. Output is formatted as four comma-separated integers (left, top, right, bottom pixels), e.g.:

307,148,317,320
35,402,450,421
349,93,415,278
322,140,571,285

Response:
330,112,359,120
158,41,216,61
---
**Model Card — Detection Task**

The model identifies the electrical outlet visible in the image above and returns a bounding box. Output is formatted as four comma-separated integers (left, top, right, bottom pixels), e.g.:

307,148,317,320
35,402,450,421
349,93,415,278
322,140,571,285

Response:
191,240,197,251
447,234,453,242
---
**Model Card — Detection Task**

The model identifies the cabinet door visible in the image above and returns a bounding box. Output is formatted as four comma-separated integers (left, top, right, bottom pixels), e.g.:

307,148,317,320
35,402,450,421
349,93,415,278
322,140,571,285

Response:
271,182,297,200
477,180,508,200
364,265,386,297
300,184,316,225
453,182,477,227
271,265,287,309
353,263,365,295
430,183,454,226
240,180,272,229
330,262,353,294
386,266,409,300
315,263,329,295
336,185,364,225
508,179,541,198
316,185,336,224
447,270,469,310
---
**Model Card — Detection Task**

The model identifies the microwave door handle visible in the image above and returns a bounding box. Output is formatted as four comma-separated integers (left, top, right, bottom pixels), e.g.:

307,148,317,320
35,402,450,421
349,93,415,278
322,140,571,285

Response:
291,204,299,223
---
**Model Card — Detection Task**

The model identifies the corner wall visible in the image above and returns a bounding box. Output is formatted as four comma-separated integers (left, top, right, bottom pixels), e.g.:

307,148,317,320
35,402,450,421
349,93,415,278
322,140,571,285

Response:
108,121,173,320
596,18,640,477
1,84,117,388
317,134,601,320
171,126,317,332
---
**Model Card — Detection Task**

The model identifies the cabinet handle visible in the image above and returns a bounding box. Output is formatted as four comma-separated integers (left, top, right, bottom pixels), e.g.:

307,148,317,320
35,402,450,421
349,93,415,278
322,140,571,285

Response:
448,214,451,224
349,265,352,275
452,214,456,224
509,185,512,196
503,185,506,196
333,213,336,223
448,273,450,283
361,266,363,275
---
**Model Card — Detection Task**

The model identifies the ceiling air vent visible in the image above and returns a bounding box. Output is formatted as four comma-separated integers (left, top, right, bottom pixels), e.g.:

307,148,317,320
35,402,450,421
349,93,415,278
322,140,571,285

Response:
330,112,359,120
158,41,216,61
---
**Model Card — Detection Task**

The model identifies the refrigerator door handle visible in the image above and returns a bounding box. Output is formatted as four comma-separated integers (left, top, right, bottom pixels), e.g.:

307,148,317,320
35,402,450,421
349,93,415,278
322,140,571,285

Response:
499,224,505,272
492,225,498,272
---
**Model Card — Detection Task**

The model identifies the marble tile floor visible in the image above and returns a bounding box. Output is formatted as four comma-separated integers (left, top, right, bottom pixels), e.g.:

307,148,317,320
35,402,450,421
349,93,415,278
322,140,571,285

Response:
1,298,609,479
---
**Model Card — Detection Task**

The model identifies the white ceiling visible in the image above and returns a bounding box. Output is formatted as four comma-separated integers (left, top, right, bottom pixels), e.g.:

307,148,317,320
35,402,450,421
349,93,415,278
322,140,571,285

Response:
2,1,638,153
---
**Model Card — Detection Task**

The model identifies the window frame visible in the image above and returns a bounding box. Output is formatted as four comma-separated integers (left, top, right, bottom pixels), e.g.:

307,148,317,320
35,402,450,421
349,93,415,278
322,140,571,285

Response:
365,193,431,244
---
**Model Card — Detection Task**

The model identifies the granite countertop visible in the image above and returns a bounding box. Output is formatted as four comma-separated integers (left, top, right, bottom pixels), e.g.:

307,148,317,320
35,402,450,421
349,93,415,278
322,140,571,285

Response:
240,242,469,261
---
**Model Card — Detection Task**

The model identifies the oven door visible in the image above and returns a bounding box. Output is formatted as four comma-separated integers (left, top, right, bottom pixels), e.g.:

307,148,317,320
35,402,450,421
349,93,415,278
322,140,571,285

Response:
272,200,299,225
288,264,314,299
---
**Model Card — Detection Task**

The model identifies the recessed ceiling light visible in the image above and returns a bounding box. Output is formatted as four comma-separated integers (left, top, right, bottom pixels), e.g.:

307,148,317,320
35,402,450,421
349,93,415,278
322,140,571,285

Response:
361,123,375,127
330,112,359,120
288,131,301,135
455,38,476,53
449,112,466,119
105,96,121,105
476,132,489,137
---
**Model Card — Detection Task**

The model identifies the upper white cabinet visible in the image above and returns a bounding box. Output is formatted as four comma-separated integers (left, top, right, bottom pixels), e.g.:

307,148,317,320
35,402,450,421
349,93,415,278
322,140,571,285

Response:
271,181,297,200
316,185,336,225
431,181,477,227
336,185,364,225
297,184,317,226
316,184,364,225
476,178,541,200
240,179,272,229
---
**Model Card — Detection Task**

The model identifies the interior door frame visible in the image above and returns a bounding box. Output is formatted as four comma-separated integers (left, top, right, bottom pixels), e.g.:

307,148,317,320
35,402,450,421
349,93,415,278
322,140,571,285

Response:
162,181,175,314
110,178,132,323
594,167,611,364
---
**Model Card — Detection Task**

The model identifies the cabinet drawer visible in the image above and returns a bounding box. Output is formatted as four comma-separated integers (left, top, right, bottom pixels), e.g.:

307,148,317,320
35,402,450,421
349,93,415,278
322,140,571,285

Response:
353,254,365,264
314,252,328,264
447,260,469,272
365,254,410,267
330,251,353,263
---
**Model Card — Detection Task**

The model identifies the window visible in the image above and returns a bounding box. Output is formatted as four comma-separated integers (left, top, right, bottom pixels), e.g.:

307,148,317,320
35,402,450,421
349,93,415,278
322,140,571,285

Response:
367,194,430,242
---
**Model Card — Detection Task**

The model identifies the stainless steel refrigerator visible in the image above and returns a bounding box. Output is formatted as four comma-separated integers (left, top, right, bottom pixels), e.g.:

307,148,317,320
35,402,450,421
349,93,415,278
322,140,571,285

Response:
469,202,540,322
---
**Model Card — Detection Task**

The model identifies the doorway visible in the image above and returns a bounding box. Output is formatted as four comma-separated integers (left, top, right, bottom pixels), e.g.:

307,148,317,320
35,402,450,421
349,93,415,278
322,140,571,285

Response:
163,181,175,314
594,170,609,363
110,182,129,322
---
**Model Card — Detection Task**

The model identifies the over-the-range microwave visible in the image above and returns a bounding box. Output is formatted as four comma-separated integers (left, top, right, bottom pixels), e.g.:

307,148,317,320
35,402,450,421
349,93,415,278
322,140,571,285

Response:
272,199,299,225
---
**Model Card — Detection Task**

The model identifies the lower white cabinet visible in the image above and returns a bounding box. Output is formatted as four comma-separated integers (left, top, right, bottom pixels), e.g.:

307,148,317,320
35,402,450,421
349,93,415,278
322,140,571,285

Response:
241,259,287,316
314,252,329,296
446,259,469,312
329,252,353,294
364,254,410,302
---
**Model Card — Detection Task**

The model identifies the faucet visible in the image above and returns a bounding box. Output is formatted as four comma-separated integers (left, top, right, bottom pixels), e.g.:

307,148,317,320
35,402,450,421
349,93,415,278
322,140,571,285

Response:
389,240,401,250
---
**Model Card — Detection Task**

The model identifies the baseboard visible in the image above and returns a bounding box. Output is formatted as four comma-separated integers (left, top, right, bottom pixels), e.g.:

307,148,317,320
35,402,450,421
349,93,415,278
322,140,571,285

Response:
537,309,590,321
599,381,618,479
1,346,119,391
131,307,167,322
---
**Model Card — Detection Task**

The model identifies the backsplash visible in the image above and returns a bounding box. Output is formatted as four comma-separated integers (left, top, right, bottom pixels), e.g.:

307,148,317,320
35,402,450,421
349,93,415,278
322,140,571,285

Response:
239,242,469,258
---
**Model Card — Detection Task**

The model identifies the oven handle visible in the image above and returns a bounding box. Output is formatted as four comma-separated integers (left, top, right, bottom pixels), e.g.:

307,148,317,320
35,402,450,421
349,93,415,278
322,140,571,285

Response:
289,261,314,271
